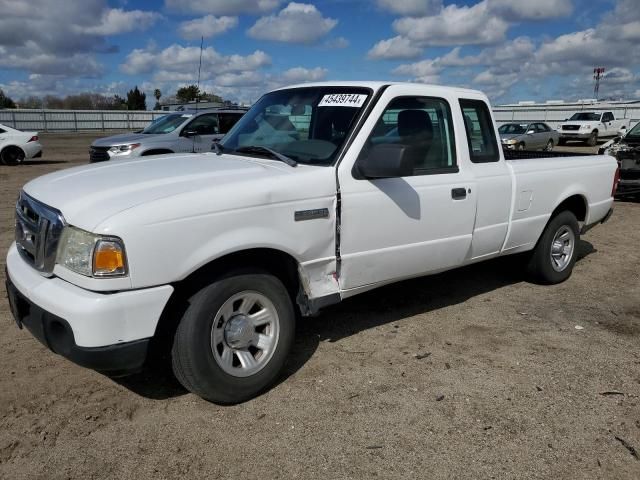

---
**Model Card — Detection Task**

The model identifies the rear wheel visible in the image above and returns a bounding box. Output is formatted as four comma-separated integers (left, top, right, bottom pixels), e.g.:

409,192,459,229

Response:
587,131,598,147
558,138,567,146
544,139,554,151
171,271,295,404
1,146,25,166
526,211,579,284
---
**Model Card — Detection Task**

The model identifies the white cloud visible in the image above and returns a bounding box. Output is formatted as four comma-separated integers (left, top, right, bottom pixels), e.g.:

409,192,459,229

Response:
120,44,271,79
323,37,350,49
178,15,238,40
376,0,442,16
214,71,265,87
392,59,442,83
393,2,509,46
165,0,280,15
486,0,572,21
367,36,423,60
247,3,337,44
281,66,327,83
79,8,161,36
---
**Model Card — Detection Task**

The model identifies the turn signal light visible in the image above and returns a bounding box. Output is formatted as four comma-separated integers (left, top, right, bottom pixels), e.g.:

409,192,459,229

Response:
93,240,127,276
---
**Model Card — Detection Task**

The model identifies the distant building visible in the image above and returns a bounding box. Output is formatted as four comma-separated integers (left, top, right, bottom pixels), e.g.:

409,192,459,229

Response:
159,99,248,111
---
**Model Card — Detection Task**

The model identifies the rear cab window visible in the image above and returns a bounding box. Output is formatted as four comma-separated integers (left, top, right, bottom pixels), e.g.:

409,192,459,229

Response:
459,99,499,163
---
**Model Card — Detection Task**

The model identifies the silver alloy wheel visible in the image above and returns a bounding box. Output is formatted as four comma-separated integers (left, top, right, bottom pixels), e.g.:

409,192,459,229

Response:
545,140,554,151
550,225,575,272
210,290,280,377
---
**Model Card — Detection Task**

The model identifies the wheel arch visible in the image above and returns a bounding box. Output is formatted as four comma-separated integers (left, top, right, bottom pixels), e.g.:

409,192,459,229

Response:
151,248,305,350
551,194,588,223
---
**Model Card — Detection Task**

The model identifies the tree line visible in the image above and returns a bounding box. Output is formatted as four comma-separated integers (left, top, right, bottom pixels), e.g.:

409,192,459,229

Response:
0,85,225,111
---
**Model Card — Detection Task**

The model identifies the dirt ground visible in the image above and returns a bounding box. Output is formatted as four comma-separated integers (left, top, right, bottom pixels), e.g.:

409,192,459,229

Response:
1,133,639,480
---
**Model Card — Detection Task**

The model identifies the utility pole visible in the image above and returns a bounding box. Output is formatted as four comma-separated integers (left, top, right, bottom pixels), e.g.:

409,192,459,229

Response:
593,67,605,100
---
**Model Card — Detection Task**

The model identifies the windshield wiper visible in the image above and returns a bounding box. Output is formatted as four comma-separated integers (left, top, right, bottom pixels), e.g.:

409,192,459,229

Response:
235,145,297,167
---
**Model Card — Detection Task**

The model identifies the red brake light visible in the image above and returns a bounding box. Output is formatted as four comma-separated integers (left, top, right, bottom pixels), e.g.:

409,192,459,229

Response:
28,136,38,142
612,166,620,197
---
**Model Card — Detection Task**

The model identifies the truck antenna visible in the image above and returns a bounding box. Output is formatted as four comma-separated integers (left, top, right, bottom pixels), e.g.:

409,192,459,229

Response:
195,36,204,112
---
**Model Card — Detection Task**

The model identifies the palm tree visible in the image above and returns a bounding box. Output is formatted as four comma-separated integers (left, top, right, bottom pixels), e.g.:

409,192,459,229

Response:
153,89,162,110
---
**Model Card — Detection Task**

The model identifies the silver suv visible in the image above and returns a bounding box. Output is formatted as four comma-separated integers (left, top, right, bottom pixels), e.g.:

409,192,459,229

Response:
89,108,247,162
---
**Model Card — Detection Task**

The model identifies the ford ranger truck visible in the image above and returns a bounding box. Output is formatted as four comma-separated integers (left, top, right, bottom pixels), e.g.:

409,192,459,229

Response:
5,82,618,404
558,111,627,146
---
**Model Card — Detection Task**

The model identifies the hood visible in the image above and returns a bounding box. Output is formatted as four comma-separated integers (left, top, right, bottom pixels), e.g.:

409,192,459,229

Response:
91,132,163,147
23,153,296,231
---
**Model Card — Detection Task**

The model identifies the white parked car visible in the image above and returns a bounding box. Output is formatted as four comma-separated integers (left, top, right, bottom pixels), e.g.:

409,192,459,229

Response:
557,111,627,146
6,82,618,404
0,123,42,165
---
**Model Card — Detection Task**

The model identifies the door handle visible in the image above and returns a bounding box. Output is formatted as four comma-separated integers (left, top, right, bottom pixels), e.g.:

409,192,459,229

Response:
451,188,467,200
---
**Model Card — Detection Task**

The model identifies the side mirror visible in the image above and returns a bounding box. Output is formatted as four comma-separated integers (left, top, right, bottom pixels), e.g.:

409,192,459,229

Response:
526,130,535,135
182,129,198,137
357,144,415,179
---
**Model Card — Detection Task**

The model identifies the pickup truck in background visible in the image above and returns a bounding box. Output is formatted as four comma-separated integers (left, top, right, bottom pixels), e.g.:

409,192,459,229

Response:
89,107,247,163
6,82,618,404
557,111,628,146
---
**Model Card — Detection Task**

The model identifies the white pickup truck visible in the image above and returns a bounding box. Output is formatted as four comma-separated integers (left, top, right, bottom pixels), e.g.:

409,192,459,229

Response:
558,111,627,146
5,82,618,403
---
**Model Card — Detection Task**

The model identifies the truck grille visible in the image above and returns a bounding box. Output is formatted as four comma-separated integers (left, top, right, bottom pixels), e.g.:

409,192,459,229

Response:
562,125,581,131
89,146,110,163
15,192,65,276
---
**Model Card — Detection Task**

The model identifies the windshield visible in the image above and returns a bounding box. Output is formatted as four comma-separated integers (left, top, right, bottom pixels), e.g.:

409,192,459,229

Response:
627,122,640,138
569,113,600,121
499,123,527,134
142,113,191,134
220,86,371,165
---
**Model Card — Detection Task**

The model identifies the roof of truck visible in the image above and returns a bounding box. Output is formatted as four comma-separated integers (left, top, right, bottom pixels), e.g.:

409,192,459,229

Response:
275,81,486,97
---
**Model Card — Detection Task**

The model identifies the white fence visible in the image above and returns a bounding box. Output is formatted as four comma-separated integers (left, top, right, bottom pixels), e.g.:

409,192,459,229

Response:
1,102,640,133
0,109,166,132
493,102,640,129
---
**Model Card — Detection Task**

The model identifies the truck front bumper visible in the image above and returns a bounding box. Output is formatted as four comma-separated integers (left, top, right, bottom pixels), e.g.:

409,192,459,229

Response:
559,132,592,140
5,243,173,375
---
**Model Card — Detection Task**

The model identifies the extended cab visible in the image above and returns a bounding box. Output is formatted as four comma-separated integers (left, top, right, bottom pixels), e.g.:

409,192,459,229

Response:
6,82,618,403
558,111,627,146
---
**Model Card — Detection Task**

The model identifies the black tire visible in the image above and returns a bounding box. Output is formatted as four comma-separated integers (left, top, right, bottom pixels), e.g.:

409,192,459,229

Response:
526,211,580,284
587,131,598,147
517,142,525,151
558,138,567,146
171,270,295,404
1,146,25,166
545,139,554,151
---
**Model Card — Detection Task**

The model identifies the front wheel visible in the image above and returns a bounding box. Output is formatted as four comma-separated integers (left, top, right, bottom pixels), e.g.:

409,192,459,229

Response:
526,211,579,284
587,131,598,147
171,271,295,404
517,142,525,151
544,139,554,151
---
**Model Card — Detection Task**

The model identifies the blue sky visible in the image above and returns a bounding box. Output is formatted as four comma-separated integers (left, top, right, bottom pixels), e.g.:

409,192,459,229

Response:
0,0,638,106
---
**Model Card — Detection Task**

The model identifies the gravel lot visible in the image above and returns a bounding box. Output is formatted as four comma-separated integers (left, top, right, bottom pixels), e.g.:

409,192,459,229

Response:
1,133,639,479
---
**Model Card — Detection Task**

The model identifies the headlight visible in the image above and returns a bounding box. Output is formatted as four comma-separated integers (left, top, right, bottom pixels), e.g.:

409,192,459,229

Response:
580,125,591,130
503,139,517,144
108,143,140,155
56,226,127,277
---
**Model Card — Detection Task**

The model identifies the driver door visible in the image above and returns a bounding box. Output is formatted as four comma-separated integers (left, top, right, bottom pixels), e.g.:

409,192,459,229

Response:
337,86,477,291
